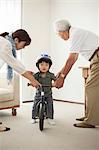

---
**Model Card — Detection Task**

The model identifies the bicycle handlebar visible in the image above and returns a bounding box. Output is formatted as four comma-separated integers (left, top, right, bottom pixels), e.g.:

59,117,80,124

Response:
27,83,53,87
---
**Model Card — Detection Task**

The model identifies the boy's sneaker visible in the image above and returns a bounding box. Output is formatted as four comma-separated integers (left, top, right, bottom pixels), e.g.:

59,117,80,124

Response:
48,119,55,125
30,119,37,124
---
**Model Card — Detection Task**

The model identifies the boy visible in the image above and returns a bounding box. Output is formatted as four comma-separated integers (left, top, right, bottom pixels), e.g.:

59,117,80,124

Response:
31,54,56,125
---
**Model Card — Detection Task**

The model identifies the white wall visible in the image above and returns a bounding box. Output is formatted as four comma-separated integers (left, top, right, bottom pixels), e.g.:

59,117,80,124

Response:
21,0,50,100
21,0,99,102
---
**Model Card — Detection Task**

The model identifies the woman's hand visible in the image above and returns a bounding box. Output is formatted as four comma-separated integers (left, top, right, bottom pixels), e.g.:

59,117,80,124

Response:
22,71,41,88
27,71,34,75
30,79,41,88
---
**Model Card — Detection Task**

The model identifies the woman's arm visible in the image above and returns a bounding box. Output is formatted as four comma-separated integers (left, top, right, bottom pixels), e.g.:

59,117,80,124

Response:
0,39,40,87
22,71,40,88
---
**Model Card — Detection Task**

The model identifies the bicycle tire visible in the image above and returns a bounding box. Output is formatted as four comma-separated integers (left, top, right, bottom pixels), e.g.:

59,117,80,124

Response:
39,103,45,131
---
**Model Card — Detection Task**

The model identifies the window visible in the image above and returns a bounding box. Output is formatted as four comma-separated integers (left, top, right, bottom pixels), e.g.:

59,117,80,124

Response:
0,0,21,72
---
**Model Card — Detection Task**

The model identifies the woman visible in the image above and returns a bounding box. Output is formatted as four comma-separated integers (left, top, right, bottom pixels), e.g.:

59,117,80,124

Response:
53,19,99,128
0,29,40,132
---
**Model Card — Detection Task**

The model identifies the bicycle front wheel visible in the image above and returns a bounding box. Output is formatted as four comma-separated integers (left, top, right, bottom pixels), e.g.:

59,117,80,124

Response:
39,103,45,131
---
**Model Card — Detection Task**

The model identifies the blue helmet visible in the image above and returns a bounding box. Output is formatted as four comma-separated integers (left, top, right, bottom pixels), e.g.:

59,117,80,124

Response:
36,53,52,69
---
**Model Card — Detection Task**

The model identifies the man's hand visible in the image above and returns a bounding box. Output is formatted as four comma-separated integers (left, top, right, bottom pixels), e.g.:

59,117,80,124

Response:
56,67,65,79
53,76,65,88
56,72,61,79
54,53,78,88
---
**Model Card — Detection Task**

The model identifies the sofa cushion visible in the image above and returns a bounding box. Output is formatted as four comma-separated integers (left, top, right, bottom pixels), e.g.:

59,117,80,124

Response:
0,88,13,102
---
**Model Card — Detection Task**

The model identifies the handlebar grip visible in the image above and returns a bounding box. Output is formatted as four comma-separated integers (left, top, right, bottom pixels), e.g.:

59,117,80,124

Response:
27,83,31,86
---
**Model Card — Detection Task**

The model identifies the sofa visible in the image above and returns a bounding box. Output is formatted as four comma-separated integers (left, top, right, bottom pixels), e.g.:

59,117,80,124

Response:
0,72,20,116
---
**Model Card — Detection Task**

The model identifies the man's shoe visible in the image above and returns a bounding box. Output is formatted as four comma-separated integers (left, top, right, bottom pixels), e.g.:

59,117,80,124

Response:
73,122,95,128
0,127,10,132
4,127,10,131
76,116,86,121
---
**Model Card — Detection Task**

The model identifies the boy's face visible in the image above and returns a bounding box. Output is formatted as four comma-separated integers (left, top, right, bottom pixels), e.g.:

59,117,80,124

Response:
39,61,50,73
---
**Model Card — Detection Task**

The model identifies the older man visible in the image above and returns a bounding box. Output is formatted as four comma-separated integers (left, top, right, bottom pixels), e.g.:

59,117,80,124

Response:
54,19,99,128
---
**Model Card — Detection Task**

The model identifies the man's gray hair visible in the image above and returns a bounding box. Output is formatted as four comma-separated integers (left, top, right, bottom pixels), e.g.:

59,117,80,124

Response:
54,19,71,32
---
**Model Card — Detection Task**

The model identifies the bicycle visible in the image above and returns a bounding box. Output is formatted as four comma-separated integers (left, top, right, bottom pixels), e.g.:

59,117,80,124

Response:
27,83,51,131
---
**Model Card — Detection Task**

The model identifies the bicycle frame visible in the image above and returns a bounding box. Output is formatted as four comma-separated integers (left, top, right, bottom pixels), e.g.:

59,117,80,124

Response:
37,86,47,131
27,83,52,131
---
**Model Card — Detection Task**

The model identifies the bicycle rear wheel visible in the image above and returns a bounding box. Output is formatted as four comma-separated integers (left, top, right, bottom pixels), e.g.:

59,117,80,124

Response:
39,103,45,131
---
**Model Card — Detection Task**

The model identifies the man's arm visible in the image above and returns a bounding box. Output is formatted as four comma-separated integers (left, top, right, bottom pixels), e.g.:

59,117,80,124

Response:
61,53,78,78
54,53,78,88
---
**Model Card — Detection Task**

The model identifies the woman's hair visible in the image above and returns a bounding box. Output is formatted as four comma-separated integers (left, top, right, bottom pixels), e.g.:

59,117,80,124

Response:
12,29,31,46
0,29,31,46
54,19,71,32
36,57,52,70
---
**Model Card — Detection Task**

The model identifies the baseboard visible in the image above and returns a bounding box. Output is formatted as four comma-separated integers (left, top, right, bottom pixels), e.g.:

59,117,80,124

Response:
22,99,84,105
53,99,84,105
